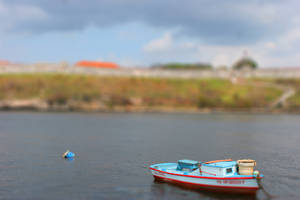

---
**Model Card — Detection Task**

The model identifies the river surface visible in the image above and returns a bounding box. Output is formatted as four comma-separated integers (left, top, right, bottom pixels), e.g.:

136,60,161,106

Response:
0,112,299,200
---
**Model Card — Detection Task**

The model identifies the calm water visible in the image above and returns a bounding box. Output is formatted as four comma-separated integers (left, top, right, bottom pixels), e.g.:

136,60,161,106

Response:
0,112,300,200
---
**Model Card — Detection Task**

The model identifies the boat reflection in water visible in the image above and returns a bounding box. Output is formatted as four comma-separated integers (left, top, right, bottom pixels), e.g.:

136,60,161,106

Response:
150,179,258,200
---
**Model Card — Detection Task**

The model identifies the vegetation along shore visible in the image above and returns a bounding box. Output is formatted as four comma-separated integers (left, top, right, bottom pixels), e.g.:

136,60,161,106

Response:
0,73,299,113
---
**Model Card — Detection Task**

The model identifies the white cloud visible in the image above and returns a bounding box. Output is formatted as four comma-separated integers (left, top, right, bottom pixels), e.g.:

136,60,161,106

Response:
142,30,300,67
143,32,202,64
1,0,300,67
143,32,173,53
281,28,300,47
265,42,276,49
212,54,230,67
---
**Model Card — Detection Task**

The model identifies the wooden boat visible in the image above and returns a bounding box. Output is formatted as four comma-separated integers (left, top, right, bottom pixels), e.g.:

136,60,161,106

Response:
149,159,263,194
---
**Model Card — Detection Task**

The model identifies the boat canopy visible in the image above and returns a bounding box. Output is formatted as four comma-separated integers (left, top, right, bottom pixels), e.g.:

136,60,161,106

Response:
177,159,199,171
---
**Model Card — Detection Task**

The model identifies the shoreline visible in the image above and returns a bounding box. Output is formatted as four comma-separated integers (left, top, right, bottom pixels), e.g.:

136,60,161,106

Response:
1,73,299,114
0,100,298,114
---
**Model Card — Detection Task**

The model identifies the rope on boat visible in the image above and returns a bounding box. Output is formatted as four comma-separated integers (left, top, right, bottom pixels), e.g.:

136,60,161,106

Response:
257,175,273,199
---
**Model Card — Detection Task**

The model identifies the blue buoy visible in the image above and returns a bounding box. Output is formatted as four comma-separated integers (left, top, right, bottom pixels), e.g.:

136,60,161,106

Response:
62,150,75,159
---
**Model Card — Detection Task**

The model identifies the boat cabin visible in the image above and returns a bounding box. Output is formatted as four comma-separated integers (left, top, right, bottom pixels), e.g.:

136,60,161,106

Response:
175,159,256,177
177,159,199,171
201,161,237,176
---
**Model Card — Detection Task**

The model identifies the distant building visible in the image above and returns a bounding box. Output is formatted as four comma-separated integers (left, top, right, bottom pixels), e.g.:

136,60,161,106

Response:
76,61,119,69
0,60,11,65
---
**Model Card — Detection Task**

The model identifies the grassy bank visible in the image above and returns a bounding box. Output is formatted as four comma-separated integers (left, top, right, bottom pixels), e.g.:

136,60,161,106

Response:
0,74,282,111
271,79,300,108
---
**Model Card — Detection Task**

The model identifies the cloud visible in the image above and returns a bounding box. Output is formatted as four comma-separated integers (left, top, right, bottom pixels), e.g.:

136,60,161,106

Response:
264,42,276,49
1,0,299,67
142,30,300,67
1,0,299,44
143,32,202,64
143,32,173,53
0,0,48,32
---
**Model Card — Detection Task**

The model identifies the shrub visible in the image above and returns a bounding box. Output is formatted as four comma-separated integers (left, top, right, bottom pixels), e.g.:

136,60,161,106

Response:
233,58,258,70
152,63,212,70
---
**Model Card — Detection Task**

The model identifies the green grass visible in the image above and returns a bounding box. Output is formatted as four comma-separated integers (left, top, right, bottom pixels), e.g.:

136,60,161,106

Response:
270,79,300,107
0,74,282,109
289,94,300,107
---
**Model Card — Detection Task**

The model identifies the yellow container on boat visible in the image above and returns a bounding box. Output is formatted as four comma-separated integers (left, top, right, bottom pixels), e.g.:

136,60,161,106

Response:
237,159,256,175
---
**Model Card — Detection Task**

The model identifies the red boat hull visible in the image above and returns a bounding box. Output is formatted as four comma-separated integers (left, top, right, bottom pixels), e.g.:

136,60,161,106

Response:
153,175,258,194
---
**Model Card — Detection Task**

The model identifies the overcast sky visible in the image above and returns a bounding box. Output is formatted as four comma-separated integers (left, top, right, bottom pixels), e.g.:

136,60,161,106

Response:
0,0,299,67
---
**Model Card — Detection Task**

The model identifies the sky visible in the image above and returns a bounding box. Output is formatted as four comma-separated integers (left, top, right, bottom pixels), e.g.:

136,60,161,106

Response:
0,0,299,67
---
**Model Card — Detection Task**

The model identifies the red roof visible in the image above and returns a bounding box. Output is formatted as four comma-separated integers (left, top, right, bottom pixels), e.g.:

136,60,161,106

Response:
76,61,119,69
0,60,11,65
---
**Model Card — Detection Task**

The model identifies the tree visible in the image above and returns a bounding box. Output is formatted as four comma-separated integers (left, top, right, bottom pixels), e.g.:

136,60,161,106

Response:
152,62,212,70
232,58,258,70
